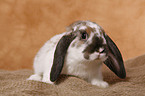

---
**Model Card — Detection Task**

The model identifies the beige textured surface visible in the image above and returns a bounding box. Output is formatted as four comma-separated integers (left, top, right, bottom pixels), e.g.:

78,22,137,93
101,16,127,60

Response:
1,0,145,70
0,54,145,96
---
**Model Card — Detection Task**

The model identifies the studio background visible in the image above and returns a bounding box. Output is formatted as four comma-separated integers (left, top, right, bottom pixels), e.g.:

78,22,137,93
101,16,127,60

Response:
0,0,145,70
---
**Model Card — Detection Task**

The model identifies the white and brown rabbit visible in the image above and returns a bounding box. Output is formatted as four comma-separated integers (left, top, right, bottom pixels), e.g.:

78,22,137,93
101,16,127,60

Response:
28,21,126,88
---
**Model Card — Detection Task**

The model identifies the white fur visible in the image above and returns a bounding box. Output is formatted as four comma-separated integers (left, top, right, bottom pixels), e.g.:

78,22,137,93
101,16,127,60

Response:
79,26,87,30
28,21,109,88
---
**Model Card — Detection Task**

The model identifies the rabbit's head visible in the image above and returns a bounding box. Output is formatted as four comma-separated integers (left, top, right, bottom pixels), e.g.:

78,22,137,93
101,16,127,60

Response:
50,21,126,82
66,21,108,61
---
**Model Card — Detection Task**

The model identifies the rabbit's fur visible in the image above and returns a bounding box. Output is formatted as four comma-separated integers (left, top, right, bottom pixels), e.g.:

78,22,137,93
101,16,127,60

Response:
28,21,126,88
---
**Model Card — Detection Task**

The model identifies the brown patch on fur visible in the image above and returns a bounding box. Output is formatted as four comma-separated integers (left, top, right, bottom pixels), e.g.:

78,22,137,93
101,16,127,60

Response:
76,41,84,47
83,36,104,53
86,26,95,35
84,52,90,60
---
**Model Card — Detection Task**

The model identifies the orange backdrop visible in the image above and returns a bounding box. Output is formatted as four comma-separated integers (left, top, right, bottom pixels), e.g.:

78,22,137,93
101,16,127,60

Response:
0,0,145,70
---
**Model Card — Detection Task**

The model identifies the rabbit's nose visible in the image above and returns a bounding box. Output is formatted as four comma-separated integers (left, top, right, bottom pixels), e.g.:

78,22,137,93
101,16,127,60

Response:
99,48,105,53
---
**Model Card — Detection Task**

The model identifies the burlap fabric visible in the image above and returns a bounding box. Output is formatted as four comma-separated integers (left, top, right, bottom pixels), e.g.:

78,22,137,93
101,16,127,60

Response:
0,54,145,96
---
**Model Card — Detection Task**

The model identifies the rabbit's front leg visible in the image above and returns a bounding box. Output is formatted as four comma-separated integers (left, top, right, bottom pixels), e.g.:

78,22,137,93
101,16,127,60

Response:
90,78,109,88
88,65,109,88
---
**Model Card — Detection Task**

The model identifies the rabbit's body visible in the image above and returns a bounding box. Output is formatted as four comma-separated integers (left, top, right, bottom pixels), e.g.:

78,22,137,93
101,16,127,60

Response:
29,32,108,87
28,21,126,88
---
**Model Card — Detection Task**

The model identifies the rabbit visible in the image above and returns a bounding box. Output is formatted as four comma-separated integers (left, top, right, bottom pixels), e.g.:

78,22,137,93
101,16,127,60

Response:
28,20,126,88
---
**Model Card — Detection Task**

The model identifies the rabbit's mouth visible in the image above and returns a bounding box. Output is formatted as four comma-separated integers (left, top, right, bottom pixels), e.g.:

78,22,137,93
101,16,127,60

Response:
95,53,108,61
83,50,107,61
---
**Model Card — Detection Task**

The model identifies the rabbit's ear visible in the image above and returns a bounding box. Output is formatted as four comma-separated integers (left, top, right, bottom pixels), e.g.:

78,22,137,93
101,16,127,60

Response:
50,33,76,82
103,33,126,79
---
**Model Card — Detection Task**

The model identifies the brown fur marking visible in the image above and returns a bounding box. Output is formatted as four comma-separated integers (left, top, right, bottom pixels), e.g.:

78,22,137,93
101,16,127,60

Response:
86,26,96,36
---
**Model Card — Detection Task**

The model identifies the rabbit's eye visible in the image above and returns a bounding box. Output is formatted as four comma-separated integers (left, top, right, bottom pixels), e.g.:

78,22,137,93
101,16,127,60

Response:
81,32,88,40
